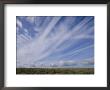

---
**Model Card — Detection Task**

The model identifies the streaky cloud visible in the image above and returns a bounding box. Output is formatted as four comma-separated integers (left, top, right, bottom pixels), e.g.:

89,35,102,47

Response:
16,16,94,68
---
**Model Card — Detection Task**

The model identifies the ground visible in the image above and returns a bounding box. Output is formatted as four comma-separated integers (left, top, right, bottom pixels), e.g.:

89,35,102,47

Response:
16,68,94,74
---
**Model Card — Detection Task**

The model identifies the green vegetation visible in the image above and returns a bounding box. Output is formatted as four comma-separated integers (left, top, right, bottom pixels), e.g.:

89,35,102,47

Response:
16,68,94,74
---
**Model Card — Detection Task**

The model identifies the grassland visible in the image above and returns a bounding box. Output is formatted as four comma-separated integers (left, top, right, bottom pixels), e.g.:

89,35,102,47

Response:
16,68,94,74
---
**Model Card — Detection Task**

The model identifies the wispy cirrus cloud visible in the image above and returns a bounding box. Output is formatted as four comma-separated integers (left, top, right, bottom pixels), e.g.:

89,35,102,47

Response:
16,19,22,28
16,16,94,68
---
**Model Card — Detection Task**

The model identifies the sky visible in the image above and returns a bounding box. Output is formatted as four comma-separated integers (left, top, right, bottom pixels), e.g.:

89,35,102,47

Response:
16,16,94,68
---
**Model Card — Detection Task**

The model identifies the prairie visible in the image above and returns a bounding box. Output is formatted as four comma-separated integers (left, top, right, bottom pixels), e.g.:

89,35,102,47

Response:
16,68,94,74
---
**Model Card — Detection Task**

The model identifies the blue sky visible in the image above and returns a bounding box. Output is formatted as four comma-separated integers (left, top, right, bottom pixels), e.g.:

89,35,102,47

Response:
16,16,94,68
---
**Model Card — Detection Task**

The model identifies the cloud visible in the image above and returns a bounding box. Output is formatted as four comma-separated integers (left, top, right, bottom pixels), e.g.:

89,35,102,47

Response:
16,16,94,68
35,23,94,61
26,16,35,24
27,58,94,68
17,19,22,28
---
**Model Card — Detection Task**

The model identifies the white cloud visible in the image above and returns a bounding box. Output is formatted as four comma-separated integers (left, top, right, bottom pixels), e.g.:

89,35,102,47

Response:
16,19,22,28
34,17,94,61
33,58,94,68
26,16,35,24
17,16,94,68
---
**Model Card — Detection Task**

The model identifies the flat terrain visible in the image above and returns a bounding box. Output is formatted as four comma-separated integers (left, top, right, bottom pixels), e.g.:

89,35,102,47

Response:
16,68,94,74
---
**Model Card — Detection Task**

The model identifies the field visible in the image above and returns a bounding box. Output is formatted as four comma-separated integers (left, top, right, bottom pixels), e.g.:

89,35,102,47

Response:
16,68,94,74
